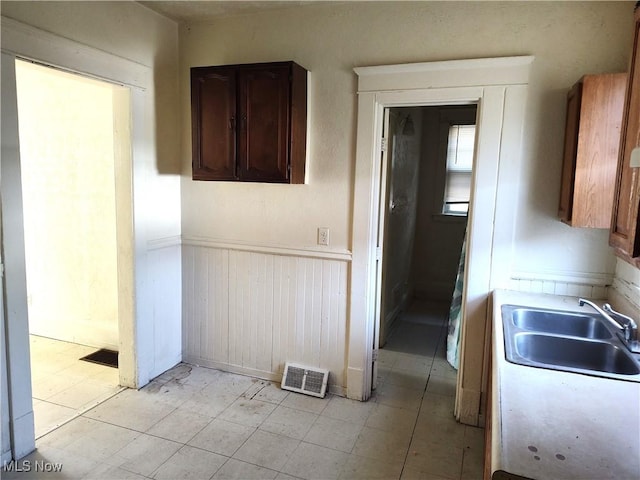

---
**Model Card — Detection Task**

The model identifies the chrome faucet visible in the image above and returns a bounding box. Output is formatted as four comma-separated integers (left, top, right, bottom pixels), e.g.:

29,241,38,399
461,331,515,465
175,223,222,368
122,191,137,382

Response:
579,298,640,353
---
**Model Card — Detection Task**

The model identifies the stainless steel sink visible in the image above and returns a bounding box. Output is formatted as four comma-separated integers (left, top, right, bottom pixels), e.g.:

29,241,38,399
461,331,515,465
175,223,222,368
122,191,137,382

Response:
510,307,612,339
514,332,640,375
502,304,640,382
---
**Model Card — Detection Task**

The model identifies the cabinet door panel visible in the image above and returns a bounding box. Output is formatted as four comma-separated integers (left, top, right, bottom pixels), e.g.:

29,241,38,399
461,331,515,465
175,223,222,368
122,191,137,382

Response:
238,65,290,182
610,10,640,261
558,82,581,223
192,68,237,180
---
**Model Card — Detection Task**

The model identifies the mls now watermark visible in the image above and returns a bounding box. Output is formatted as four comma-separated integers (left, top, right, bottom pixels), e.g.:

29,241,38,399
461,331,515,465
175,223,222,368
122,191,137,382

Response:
4,460,64,473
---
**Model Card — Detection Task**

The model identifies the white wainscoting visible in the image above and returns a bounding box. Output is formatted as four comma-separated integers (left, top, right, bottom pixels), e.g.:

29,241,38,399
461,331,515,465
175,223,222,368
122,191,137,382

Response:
182,238,350,395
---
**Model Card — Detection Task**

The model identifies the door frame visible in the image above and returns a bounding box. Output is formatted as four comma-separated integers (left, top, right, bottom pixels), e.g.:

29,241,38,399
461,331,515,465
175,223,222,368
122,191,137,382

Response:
347,56,533,426
1,17,152,459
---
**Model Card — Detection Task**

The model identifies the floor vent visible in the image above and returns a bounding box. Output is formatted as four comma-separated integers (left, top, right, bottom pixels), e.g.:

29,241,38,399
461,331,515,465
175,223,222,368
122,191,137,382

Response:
80,349,118,368
281,363,329,398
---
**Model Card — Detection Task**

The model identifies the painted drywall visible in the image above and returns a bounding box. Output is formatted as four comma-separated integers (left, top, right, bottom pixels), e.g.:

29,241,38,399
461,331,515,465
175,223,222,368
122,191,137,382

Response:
16,60,120,350
179,2,634,397
1,1,182,385
180,1,631,277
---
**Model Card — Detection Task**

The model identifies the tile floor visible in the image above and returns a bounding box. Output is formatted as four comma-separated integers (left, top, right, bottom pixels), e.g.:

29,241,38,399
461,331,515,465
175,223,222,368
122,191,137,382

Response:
6,301,484,479
29,335,123,438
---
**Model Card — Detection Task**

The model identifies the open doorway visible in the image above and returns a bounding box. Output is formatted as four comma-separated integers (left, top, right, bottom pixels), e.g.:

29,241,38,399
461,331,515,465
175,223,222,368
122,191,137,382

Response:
14,60,128,437
375,104,477,407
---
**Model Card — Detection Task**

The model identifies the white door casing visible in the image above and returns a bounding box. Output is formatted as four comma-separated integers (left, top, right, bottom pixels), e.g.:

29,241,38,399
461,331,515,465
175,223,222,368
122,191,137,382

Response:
348,57,532,425
0,16,179,459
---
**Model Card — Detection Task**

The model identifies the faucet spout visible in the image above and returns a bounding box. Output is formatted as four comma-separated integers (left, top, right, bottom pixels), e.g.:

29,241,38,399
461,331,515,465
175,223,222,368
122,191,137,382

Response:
603,303,638,344
578,298,623,330
579,298,640,354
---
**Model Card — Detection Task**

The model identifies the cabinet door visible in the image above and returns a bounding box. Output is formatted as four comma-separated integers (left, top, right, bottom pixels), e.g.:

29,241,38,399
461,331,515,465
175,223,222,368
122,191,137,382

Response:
237,64,290,183
610,9,640,262
558,82,582,224
191,67,237,181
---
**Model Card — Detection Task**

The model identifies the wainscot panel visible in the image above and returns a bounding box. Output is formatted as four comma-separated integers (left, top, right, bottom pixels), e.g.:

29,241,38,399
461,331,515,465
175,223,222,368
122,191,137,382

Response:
182,239,350,395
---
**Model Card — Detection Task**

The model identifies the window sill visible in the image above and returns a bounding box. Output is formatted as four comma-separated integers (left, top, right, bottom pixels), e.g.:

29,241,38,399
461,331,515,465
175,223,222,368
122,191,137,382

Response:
431,213,468,224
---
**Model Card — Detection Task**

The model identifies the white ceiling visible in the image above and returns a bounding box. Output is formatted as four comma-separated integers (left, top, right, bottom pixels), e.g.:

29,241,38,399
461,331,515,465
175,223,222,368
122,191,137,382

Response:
138,1,326,23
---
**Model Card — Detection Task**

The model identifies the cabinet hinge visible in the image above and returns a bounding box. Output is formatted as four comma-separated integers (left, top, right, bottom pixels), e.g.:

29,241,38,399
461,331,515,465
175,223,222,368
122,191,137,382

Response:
375,246,382,261
372,349,378,362
381,137,388,153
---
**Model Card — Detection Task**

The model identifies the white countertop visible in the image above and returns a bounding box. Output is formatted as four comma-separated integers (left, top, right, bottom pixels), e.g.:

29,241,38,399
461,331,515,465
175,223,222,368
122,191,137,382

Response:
491,290,640,480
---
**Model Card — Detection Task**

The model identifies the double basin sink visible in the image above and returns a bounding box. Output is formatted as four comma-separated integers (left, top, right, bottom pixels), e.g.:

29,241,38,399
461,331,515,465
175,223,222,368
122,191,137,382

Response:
502,304,640,382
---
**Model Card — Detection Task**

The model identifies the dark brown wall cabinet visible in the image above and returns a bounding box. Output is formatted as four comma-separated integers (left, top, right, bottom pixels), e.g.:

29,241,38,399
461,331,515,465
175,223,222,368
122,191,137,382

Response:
610,7,640,267
558,73,626,228
191,61,307,183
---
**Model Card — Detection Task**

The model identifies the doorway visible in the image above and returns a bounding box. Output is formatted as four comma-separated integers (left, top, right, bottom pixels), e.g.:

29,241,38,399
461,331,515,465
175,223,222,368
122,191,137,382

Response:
376,105,476,402
14,60,128,437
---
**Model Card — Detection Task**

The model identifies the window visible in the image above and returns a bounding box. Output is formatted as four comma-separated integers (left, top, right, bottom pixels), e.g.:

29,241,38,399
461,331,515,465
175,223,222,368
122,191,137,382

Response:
443,124,475,215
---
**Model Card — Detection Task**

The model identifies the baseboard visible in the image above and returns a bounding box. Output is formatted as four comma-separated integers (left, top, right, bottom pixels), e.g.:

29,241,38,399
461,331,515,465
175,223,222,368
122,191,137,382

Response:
183,356,345,397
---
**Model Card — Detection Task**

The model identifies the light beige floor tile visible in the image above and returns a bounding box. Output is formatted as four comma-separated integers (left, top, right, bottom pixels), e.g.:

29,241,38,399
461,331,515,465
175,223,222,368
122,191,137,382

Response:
303,415,362,453
281,442,349,480
200,372,256,397
32,373,84,400
280,392,329,414
260,405,318,440
352,426,411,468
140,378,202,408
83,463,148,479
461,445,485,480
37,416,104,450
463,425,485,450
84,388,176,431
146,407,213,443
374,382,423,411
188,418,255,456
47,381,120,410
419,393,455,420
63,419,140,463
393,353,433,374
4,444,97,479
111,433,182,476
180,389,238,418
400,466,452,480
33,401,77,438
338,453,403,479
365,403,419,435
218,398,277,428
404,437,464,480
383,369,429,391
425,375,456,397
152,445,227,480
429,358,457,380
178,365,222,388
252,383,289,405
212,458,278,479
275,473,302,480
60,360,114,380
412,413,466,447
233,430,300,471
321,395,375,425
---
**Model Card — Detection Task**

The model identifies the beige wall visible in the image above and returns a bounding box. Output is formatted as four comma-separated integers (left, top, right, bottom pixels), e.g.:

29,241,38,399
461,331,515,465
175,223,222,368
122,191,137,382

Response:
16,60,120,349
180,1,632,274
1,0,181,177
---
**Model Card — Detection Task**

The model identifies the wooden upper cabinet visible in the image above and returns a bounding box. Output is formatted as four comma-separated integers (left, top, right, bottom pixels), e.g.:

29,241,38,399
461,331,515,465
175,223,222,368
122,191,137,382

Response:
558,73,626,228
610,7,640,266
191,61,307,183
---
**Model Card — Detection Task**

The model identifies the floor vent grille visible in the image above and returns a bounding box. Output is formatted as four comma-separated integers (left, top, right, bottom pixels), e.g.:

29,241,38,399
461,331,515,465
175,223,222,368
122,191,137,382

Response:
281,363,329,398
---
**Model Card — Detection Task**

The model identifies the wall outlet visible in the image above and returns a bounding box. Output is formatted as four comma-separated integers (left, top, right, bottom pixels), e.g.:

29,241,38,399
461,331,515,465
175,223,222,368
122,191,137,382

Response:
317,227,330,246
